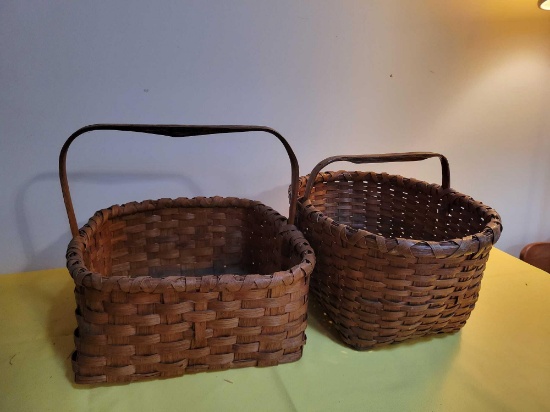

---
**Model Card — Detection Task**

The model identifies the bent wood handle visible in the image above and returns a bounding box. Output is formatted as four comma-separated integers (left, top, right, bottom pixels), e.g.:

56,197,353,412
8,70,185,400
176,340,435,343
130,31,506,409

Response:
59,124,300,237
302,152,450,200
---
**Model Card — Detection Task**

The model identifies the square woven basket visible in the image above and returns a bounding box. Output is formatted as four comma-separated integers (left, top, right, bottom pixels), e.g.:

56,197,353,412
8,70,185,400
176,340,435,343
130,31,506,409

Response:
60,124,315,383
295,152,502,350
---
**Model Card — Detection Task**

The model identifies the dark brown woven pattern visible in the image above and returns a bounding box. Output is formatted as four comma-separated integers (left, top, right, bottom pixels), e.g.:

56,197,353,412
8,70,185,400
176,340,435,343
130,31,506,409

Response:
295,153,502,350
60,125,315,383
67,197,313,383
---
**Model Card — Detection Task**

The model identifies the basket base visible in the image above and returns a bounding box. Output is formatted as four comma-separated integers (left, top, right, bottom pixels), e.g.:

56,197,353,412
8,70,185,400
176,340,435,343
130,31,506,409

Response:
308,292,473,351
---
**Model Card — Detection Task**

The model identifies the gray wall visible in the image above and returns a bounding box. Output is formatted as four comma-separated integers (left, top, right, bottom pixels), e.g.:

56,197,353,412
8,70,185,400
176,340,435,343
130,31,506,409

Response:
1,1,549,274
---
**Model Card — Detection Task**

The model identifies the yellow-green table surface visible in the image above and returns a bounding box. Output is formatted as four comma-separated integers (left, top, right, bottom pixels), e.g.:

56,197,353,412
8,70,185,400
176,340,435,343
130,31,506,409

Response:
1,249,549,411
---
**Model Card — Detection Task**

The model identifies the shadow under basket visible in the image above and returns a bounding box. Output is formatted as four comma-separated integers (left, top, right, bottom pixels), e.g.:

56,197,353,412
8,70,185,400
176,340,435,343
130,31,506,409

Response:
295,152,502,350
67,198,314,383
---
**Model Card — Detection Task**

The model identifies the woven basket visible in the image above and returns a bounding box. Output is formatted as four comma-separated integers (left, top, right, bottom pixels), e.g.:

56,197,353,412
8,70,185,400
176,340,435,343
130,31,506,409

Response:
295,152,502,350
60,124,315,383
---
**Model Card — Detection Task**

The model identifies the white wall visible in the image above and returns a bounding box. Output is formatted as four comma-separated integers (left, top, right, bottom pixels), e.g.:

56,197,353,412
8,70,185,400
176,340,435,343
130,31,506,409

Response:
1,1,549,274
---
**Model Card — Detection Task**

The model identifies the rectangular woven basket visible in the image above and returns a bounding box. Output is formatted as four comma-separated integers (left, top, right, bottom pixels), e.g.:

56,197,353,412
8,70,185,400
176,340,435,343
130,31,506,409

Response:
60,124,315,383
295,152,502,350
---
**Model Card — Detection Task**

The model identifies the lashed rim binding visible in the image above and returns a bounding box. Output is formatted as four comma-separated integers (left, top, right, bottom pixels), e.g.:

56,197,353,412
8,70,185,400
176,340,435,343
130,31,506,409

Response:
67,197,314,292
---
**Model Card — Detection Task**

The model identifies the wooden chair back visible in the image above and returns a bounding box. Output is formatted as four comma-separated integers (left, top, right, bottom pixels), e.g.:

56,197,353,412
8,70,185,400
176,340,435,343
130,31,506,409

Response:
520,242,550,273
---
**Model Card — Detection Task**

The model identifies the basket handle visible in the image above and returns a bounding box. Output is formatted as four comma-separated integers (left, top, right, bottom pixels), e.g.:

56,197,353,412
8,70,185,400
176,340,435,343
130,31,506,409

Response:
302,152,450,200
59,124,300,237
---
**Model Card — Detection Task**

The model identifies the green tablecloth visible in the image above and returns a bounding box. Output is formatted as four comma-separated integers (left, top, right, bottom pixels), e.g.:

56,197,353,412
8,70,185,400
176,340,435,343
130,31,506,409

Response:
1,249,549,411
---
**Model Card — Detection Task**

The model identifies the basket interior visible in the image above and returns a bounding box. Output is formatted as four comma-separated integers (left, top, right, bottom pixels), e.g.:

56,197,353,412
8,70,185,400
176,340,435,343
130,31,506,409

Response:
301,173,492,242
82,205,300,278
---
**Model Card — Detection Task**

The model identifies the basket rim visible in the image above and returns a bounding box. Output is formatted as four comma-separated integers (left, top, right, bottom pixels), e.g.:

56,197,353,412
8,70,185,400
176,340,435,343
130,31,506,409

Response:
66,196,315,292
296,170,502,259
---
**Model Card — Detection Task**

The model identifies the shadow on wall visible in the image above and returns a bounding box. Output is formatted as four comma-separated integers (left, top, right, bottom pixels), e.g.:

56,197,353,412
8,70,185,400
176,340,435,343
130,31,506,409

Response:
16,171,203,273
252,183,295,222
